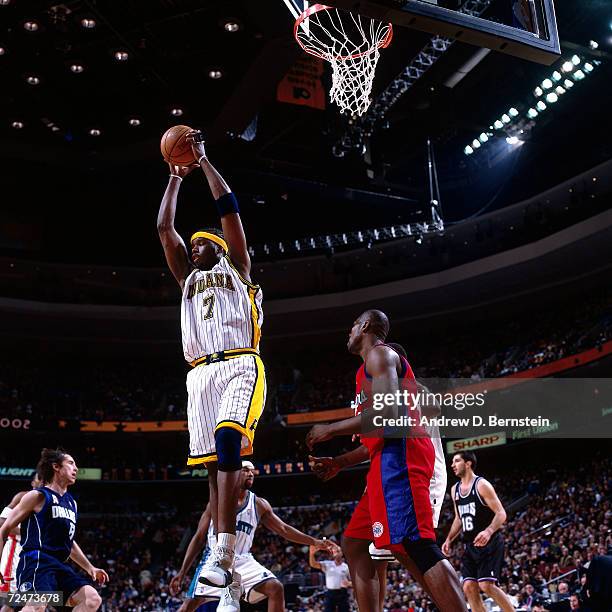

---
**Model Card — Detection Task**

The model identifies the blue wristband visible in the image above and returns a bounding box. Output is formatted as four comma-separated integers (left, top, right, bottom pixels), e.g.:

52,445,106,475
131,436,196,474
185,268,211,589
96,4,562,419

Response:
215,192,240,217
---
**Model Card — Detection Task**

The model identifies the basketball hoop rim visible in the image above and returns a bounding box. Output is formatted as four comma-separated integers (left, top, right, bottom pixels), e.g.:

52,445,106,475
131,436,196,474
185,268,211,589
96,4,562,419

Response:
294,3,393,61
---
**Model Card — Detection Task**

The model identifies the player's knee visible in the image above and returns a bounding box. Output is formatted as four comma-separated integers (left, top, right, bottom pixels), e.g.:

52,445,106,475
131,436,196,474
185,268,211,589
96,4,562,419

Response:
267,579,284,601
463,580,479,597
479,580,495,594
401,538,445,574
85,590,102,610
214,427,242,472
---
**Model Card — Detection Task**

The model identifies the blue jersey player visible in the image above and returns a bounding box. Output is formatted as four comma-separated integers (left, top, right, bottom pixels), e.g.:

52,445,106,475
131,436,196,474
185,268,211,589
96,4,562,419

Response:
0,449,107,611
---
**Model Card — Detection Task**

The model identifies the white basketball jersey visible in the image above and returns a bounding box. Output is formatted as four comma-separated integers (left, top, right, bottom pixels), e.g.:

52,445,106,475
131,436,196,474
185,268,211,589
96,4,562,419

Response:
181,256,263,362
425,423,447,512
207,490,259,557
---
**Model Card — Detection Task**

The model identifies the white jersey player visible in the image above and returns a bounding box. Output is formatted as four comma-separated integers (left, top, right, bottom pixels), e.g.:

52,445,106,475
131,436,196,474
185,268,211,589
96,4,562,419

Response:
158,130,265,608
169,462,332,612
0,475,41,611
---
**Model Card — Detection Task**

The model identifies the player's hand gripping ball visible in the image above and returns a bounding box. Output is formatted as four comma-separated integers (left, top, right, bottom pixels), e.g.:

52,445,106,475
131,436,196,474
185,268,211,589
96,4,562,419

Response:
186,129,207,161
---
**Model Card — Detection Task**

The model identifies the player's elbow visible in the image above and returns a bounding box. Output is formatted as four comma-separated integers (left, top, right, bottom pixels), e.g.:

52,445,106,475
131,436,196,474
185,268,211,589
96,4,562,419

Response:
157,221,173,235
498,509,507,525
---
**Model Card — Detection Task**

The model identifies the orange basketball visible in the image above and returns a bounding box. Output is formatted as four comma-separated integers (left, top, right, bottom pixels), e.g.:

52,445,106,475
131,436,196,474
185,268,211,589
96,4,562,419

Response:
160,125,196,165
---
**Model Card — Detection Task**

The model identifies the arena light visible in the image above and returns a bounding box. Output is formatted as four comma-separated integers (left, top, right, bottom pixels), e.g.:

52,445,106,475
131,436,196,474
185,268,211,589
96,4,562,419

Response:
563,79,574,89
573,69,585,81
527,108,538,119
24,21,39,32
70,64,84,73
571,55,581,65
493,119,504,129
479,132,489,143
224,22,240,32
542,78,553,89
128,118,141,126
534,86,543,97
551,71,562,82
89,128,101,136
11,121,24,129
114,50,129,61
170,108,183,117
506,136,519,145
545,92,558,104
536,100,547,111
561,61,574,73
208,69,223,79
555,86,565,95
584,62,594,73
81,18,96,29
0,0,11,5
509,107,519,117
589,40,599,50
26,75,40,85
471,139,481,149
464,145,473,155
0,47,5,55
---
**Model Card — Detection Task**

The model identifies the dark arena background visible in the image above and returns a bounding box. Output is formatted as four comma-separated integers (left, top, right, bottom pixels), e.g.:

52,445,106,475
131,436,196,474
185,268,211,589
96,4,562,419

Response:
1,1,611,611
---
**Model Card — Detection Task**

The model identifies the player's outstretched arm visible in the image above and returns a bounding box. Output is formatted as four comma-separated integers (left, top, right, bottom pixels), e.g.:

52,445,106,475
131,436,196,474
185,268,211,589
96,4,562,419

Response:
188,132,252,282
170,503,212,596
69,541,109,585
442,484,462,556
307,347,401,449
308,445,370,481
473,479,507,547
157,163,196,289
257,497,329,549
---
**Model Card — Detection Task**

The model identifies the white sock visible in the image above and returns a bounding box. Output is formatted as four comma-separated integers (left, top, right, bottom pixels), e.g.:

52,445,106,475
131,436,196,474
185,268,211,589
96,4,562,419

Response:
215,533,236,569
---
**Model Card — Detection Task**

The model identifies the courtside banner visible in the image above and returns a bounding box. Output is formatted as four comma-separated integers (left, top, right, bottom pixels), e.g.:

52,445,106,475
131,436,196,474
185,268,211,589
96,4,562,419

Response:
446,432,507,454
0,467,36,479
77,468,102,480
277,55,326,109
0,467,101,480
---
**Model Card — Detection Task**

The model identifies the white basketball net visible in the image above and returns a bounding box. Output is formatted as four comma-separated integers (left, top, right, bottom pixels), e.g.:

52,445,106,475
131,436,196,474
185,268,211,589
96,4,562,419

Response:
295,6,392,116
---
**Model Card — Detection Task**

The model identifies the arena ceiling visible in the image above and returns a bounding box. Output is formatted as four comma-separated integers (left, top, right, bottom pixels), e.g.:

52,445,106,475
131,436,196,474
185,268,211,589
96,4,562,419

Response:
0,0,611,265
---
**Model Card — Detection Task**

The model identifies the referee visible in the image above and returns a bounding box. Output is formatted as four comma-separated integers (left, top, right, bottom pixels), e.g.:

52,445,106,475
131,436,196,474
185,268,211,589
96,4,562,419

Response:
309,544,351,612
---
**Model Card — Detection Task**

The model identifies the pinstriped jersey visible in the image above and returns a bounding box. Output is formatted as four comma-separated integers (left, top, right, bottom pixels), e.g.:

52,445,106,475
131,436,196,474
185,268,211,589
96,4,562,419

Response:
207,490,259,557
181,255,263,362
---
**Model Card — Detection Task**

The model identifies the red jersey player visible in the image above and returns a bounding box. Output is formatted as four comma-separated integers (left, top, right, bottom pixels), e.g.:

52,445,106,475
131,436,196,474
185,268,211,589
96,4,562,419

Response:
306,309,465,612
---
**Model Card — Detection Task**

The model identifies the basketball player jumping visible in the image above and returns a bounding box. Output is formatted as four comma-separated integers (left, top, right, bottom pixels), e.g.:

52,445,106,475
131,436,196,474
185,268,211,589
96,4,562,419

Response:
0,473,42,612
0,448,107,611
169,461,331,611
306,310,466,612
157,131,265,609
442,451,514,612
309,342,448,611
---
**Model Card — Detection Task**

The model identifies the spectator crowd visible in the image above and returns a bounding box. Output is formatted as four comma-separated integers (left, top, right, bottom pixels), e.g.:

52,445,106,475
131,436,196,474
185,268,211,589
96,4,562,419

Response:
59,455,610,611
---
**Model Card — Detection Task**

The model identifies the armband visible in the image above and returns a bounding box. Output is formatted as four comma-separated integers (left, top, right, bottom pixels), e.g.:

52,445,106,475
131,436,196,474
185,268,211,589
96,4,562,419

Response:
215,192,240,217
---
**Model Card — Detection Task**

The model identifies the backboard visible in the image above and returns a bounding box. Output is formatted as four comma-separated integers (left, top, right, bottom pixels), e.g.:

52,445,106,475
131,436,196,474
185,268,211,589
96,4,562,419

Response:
288,1,560,65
